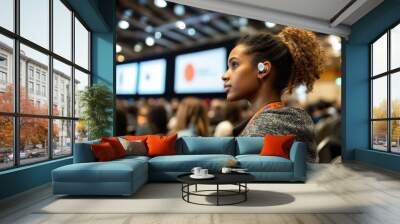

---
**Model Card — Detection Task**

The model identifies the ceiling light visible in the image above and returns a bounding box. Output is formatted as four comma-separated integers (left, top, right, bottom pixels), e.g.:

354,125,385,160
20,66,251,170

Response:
145,37,155,46
174,5,185,16
175,20,186,30
117,54,125,63
134,43,143,52
154,31,162,39
116,44,122,53
328,35,341,55
264,22,276,28
145,25,154,33
230,18,239,27
187,28,196,36
154,0,167,8
123,9,133,18
118,20,129,30
202,14,211,23
335,77,341,86
238,17,248,27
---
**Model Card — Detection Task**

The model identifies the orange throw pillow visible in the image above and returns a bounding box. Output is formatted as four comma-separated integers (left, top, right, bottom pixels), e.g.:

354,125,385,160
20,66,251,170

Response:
259,134,296,159
91,142,117,161
124,135,148,142
101,137,126,158
146,134,177,157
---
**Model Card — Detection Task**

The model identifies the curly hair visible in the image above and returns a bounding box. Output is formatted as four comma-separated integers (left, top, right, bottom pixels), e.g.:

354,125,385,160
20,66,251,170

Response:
237,27,325,94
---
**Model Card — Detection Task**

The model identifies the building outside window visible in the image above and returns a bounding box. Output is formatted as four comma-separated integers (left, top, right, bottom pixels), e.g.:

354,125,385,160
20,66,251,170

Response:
28,66,34,79
0,71,6,85
28,81,34,94
0,0,91,170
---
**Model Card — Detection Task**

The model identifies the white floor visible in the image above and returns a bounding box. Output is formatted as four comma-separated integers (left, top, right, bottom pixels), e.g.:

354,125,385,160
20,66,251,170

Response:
1,162,400,224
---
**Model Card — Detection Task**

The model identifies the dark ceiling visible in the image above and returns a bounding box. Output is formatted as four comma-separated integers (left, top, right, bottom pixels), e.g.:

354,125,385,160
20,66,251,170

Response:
116,0,340,77
116,0,285,60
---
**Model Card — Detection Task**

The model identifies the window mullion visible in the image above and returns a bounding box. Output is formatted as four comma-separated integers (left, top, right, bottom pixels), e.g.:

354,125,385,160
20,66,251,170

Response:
49,0,53,160
71,10,76,154
388,30,391,152
14,0,20,167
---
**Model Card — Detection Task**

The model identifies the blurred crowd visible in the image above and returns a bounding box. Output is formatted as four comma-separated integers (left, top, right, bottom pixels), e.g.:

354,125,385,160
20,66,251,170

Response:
116,97,341,163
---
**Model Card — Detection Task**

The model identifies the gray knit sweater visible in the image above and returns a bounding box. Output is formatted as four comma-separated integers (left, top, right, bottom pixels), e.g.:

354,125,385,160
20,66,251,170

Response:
239,107,316,162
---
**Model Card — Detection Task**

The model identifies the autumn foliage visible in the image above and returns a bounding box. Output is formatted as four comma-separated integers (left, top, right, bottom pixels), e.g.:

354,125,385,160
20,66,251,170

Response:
0,84,59,150
372,99,400,141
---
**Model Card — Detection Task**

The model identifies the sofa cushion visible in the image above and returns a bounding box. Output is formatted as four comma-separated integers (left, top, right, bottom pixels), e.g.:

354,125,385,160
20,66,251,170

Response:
149,154,235,172
73,139,101,163
114,155,150,164
147,134,177,157
118,137,147,156
235,137,264,155
236,155,293,172
101,137,127,158
177,137,235,155
124,135,148,142
91,142,118,161
52,158,147,183
260,135,296,159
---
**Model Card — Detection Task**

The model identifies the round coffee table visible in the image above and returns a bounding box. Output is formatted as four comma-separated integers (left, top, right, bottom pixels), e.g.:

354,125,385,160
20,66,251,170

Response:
177,173,255,206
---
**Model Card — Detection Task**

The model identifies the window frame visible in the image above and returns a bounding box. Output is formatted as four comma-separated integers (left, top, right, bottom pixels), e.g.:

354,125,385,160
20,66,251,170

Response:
0,0,92,171
370,20,400,154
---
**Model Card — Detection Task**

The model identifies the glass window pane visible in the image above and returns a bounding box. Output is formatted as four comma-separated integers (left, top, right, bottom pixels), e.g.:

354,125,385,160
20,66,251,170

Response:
0,0,14,31
53,119,72,157
372,121,388,151
20,44,49,115
20,0,49,49
391,24,400,70
391,72,400,118
0,35,14,112
75,120,88,143
372,77,387,119
74,69,89,118
20,117,49,165
53,0,72,60
372,33,387,76
74,18,89,70
53,59,72,117
0,116,14,170
391,120,400,153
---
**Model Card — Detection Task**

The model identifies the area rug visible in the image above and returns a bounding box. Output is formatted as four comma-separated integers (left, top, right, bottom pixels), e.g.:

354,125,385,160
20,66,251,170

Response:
37,183,362,214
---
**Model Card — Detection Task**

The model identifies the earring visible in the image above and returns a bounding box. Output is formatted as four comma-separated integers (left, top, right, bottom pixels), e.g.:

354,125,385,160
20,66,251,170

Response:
257,62,265,73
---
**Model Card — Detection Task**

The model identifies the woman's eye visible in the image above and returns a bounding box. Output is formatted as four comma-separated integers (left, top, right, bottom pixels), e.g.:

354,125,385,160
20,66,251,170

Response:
231,61,239,68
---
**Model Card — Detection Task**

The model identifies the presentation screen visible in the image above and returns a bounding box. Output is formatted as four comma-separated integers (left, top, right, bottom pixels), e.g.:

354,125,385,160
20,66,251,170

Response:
116,62,138,95
137,58,167,95
174,47,227,93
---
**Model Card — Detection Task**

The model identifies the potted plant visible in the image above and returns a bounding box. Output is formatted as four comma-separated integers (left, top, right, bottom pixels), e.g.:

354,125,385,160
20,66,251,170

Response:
79,84,113,140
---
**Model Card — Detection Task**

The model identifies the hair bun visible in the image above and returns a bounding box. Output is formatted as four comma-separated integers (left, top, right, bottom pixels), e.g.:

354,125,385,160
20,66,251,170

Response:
277,27,325,93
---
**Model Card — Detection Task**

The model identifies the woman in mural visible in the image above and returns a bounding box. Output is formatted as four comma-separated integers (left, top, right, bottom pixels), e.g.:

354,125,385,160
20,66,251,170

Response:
222,27,325,161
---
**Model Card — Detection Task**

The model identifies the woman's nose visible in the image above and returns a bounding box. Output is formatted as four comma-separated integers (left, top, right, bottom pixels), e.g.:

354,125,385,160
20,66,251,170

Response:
221,71,229,81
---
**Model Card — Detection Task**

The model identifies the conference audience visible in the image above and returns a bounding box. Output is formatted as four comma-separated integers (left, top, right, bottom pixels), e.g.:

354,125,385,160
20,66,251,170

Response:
169,97,210,137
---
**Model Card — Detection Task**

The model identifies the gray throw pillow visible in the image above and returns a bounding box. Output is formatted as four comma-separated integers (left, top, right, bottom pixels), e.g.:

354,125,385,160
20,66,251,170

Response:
118,137,147,156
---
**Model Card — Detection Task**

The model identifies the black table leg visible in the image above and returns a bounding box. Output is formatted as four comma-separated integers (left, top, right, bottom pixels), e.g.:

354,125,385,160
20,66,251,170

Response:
217,184,219,206
195,184,197,192
245,183,247,201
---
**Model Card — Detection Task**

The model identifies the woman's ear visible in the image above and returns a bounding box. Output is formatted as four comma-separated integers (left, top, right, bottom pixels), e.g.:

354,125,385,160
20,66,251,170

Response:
257,61,272,79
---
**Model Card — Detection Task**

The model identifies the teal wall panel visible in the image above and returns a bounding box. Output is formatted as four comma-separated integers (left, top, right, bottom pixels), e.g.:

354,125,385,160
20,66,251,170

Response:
343,0,400,171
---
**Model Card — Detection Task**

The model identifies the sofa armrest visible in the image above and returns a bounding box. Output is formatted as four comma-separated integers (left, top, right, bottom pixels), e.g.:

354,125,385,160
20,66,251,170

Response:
289,141,307,182
73,140,100,163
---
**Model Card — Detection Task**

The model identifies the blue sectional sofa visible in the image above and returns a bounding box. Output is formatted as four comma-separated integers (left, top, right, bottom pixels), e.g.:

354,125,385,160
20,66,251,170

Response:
52,137,306,196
